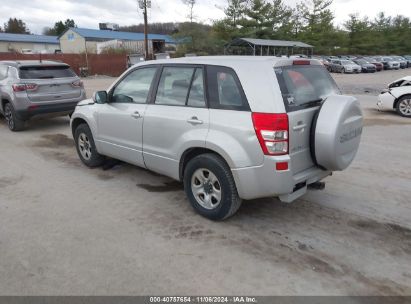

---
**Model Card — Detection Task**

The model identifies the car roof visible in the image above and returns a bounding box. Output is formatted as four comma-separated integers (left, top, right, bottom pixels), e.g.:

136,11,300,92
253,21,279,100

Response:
137,56,322,69
0,60,68,68
126,56,324,114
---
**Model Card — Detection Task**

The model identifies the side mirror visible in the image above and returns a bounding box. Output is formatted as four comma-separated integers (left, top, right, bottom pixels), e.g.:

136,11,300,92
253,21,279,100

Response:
93,91,108,104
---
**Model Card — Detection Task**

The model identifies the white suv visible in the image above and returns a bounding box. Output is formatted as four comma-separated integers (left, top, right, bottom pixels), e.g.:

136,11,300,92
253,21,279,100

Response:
70,57,363,220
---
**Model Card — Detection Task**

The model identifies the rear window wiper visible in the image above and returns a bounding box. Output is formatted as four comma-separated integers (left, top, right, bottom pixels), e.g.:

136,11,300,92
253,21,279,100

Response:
304,98,323,107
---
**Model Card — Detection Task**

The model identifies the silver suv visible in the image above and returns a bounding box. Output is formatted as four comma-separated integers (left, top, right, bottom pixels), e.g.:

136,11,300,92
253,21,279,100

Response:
0,60,86,131
70,57,363,220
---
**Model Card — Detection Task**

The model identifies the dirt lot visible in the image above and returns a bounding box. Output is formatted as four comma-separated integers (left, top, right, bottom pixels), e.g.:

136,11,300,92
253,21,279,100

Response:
0,69,410,296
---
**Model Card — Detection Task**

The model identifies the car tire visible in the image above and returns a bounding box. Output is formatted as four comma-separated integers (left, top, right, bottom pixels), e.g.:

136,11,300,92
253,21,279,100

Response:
341,68,345,74
183,153,242,221
4,103,25,131
74,123,105,167
395,95,411,118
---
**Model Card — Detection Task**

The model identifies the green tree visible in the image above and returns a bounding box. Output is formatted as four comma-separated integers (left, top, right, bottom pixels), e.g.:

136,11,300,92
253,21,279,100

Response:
225,0,247,27
4,18,30,34
239,0,273,39
344,14,373,55
269,0,294,40
43,19,76,36
295,0,336,54
174,22,222,55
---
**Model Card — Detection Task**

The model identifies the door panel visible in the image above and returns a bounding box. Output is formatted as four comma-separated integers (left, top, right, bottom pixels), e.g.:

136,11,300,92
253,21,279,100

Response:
143,105,209,179
96,103,147,166
142,66,209,180
95,66,157,167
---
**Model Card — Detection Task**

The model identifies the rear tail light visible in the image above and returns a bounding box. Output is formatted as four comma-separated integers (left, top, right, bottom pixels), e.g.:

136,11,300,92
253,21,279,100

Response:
72,80,84,88
12,83,38,92
252,113,289,155
293,60,310,65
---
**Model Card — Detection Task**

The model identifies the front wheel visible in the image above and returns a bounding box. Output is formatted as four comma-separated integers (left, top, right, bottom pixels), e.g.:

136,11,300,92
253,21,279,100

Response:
396,95,411,118
341,68,345,74
74,123,105,167
183,154,242,221
4,103,25,131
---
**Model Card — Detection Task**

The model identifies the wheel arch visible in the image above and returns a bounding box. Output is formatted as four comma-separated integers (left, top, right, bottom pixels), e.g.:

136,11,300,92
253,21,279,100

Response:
393,94,411,110
179,147,231,181
1,98,10,113
71,117,89,137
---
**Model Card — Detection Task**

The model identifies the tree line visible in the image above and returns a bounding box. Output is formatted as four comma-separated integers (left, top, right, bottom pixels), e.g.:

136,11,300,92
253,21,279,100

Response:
178,0,411,56
2,0,411,56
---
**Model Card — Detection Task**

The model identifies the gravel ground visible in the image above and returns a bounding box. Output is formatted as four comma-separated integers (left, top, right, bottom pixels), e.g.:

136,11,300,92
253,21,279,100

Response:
331,68,411,95
0,69,410,296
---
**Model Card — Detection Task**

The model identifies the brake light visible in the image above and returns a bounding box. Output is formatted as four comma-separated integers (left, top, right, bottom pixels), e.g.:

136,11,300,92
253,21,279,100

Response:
252,113,289,155
72,80,83,88
293,60,310,65
12,83,38,92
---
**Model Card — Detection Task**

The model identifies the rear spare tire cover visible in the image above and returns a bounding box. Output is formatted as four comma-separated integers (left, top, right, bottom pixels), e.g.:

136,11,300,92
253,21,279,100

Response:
312,95,363,171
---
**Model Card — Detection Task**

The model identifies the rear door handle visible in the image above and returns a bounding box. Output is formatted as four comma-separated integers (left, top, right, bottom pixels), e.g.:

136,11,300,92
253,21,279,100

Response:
187,116,203,125
293,124,307,131
131,111,142,119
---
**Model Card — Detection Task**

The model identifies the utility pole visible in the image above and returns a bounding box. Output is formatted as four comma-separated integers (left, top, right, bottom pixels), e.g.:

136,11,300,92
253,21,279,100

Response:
139,0,151,60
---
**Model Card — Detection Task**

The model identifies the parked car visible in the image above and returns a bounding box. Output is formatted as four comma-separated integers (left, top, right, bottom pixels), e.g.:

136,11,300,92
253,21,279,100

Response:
362,57,384,71
311,56,331,70
70,57,363,220
378,76,411,117
402,55,411,68
353,58,376,73
390,56,408,69
329,59,361,73
0,60,86,131
374,57,400,70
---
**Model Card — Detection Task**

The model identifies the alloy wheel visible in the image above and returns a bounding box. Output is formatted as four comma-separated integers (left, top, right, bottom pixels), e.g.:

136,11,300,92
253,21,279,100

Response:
78,133,92,160
4,105,14,130
191,168,222,210
399,99,411,116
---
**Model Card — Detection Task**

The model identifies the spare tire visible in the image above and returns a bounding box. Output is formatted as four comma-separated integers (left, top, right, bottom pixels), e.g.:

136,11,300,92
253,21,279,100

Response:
311,95,363,171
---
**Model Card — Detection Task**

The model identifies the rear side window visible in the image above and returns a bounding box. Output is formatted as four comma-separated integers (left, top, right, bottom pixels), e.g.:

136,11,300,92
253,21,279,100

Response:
155,66,206,107
155,67,194,106
19,65,76,79
275,65,340,111
206,66,249,111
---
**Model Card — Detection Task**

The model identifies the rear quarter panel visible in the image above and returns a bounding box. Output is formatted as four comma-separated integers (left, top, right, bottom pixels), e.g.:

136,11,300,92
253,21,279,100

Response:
206,110,264,169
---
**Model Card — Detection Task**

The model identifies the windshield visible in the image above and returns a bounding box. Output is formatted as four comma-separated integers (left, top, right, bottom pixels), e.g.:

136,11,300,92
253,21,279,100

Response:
341,60,355,65
275,65,340,111
19,65,76,79
356,59,367,64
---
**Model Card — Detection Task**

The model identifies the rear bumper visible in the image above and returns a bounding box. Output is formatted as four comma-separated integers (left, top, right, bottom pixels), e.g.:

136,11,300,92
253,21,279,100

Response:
15,101,79,120
231,156,331,201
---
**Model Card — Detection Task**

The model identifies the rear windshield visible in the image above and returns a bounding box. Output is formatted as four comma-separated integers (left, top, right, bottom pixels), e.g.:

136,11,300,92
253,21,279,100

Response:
275,65,340,111
19,65,76,79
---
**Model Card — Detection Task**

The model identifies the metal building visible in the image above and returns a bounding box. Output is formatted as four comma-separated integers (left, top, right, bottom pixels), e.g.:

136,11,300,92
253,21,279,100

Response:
0,33,60,54
224,38,314,57
59,27,177,55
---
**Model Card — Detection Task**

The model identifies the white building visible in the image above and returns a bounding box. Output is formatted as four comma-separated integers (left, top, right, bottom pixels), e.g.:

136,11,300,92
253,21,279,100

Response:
0,33,60,54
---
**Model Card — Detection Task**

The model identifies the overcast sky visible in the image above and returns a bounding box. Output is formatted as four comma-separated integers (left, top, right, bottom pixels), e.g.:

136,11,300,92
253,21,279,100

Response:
1,0,410,34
